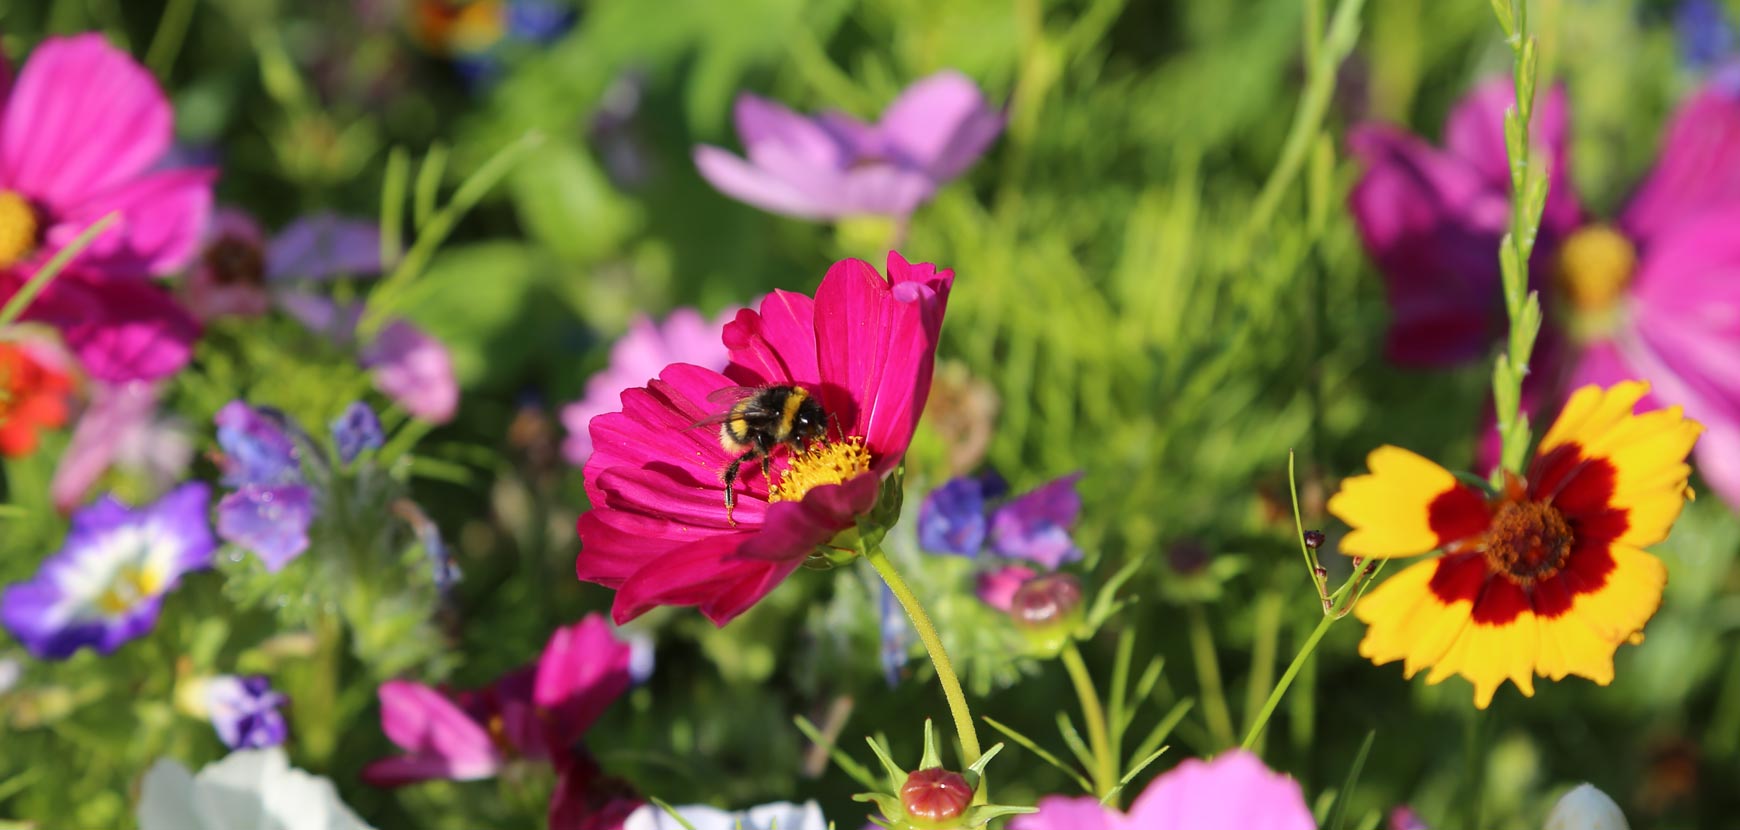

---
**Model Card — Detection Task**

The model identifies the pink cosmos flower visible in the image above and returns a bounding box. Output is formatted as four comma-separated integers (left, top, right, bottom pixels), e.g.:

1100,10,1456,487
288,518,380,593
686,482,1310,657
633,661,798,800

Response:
1350,69,1740,504
50,380,194,513
363,614,633,787
693,72,1003,221
1009,751,1315,830
362,319,459,423
561,307,739,466
576,252,952,625
0,34,214,381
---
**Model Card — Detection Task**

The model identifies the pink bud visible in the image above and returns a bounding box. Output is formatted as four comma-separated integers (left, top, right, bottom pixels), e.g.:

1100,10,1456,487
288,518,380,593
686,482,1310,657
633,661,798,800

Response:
1009,573,1083,630
901,767,972,824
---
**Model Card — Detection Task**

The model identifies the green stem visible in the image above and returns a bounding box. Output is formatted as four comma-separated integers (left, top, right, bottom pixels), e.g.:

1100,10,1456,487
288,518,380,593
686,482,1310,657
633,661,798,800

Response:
1241,590,1284,753
1059,641,1116,798
1185,603,1236,747
1240,613,1335,751
145,0,199,79
0,214,120,328
864,546,982,765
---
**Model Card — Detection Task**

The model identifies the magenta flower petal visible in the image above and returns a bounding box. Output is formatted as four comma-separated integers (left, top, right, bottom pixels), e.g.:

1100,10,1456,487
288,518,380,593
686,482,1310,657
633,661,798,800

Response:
533,614,634,744
563,308,737,466
1442,80,1581,234
976,565,1037,613
877,70,1005,181
52,167,216,277
16,272,201,382
612,533,802,625
722,291,821,388
735,474,880,561
1009,797,1119,830
1620,66,1740,244
1126,751,1314,830
0,34,172,209
267,213,383,280
363,319,459,423
365,680,501,786
50,380,163,512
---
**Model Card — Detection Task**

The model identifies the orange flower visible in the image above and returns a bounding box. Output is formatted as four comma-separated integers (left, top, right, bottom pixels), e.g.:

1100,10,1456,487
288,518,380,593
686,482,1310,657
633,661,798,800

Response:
0,342,73,457
1329,381,1700,708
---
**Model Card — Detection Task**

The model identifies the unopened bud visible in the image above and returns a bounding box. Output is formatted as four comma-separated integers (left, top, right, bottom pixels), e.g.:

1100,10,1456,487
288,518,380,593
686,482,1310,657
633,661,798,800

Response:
1009,573,1083,629
1312,566,1328,583
1303,529,1326,550
900,768,973,826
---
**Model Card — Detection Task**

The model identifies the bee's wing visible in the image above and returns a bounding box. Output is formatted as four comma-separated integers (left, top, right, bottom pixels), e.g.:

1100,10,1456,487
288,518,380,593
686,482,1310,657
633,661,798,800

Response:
686,386,761,431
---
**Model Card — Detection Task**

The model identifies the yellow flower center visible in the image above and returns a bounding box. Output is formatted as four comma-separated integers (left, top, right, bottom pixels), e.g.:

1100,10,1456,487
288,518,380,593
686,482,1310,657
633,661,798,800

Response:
96,563,166,615
1557,225,1636,314
769,437,873,503
1484,499,1574,586
0,190,39,269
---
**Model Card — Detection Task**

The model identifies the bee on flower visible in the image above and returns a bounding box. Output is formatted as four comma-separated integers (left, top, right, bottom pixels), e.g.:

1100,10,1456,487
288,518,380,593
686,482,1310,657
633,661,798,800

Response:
1329,381,1700,708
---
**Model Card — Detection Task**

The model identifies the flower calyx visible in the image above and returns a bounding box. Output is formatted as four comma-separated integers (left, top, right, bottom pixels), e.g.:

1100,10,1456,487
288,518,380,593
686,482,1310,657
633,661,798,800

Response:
854,720,1033,830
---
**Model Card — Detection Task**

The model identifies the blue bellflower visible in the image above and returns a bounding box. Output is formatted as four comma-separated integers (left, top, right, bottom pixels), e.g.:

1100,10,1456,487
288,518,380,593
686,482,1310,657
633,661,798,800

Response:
214,402,315,571
330,402,385,464
915,472,1006,556
917,472,1083,569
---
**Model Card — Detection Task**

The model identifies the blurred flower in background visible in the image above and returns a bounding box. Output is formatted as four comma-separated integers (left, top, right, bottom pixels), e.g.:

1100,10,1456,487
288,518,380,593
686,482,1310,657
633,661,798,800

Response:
50,380,194,512
213,402,315,571
624,801,827,830
918,472,1084,567
1010,750,1314,830
408,0,576,90
575,254,952,624
0,339,73,458
331,401,386,464
0,482,214,659
0,34,212,382
1330,382,1699,708
561,307,738,466
693,72,1003,221
1677,0,1735,71
1544,783,1631,830
204,674,290,750
1351,70,1740,507
139,748,375,830
183,209,381,322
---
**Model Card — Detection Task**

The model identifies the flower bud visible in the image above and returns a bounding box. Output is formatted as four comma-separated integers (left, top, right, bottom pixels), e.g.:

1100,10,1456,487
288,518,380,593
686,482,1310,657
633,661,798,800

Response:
1544,784,1629,830
1303,529,1326,550
1008,573,1084,658
900,768,973,826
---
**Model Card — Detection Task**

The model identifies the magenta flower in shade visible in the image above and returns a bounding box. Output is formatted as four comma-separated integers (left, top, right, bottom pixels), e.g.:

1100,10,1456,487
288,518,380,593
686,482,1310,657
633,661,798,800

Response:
561,307,739,466
975,565,1038,613
0,34,214,382
1350,68,1740,505
363,614,633,788
183,208,384,322
693,72,1003,221
575,253,953,625
1009,751,1315,830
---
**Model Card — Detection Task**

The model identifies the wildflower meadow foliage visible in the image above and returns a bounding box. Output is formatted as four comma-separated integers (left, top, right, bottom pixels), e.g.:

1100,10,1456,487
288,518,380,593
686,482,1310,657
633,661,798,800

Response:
6,2,1740,829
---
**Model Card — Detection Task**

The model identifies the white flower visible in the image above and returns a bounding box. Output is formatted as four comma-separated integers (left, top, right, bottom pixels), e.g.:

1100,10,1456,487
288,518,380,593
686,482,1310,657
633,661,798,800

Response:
624,800,827,830
138,747,375,830
1544,783,1630,830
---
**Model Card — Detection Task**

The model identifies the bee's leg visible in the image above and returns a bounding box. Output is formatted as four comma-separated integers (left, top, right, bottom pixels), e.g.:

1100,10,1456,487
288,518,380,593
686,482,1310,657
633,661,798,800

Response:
760,454,773,491
722,455,744,526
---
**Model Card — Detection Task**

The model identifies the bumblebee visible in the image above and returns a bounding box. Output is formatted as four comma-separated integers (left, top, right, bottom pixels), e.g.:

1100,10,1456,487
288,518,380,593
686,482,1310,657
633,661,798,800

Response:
695,385,828,522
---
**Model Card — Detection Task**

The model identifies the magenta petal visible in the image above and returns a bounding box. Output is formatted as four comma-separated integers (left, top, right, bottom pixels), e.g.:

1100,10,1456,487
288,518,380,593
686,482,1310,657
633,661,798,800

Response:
735,472,879,561
693,145,831,220
1009,797,1118,830
584,363,748,502
25,274,201,382
373,680,499,779
610,533,798,626
363,319,458,423
52,167,217,277
1443,80,1581,235
362,755,496,788
50,381,161,512
812,253,953,465
1126,750,1315,830
1621,67,1740,244
878,70,1004,181
533,614,633,744
0,35,172,210
722,290,820,388
976,565,1037,613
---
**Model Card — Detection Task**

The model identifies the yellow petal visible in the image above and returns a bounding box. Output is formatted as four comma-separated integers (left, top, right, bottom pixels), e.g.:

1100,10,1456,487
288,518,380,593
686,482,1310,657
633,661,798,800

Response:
1329,446,1486,558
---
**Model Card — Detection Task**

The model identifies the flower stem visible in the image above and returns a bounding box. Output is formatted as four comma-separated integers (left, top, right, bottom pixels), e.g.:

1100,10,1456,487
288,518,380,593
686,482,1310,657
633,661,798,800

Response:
1060,641,1117,798
0,213,119,329
1186,603,1237,747
1240,613,1335,751
864,546,982,765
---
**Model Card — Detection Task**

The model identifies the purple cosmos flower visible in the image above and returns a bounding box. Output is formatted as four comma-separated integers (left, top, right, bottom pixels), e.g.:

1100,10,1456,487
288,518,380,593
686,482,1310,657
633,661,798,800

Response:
1351,70,1740,506
975,565,1037,613
1389,806,1429,830
916,472,1006,556
560,307,739,465
331,402,385,464
0,482,215,659
361,320,459,424
214,402,314,571
206,674,289,749
693,71,1003,221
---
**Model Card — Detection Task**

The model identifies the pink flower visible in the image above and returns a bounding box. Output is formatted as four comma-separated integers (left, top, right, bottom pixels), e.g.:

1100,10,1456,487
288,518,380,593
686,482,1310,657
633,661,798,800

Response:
1350,68,1740,505
1010,751,1315,830
576,252,952,625
362,319,459,424
363,614,634,788
975,565,1037,613
0,34,214,381
693,72,1002,220
561,307,739,466
49,380,194,513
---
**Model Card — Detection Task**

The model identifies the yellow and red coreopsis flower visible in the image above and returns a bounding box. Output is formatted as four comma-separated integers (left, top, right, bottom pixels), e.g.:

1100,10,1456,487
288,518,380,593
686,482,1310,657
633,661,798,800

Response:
1328,381,1701,708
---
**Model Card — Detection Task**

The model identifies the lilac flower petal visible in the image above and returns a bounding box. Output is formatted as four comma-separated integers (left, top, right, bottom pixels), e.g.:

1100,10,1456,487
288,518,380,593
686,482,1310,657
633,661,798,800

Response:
217,485,313,572
214,402,303,486
734,94,847,170
277,293,364,344
207,674,290,749
916,475,992,556
266,213,383,281
363,320,459,424
988,473,1085,568
836,162,938,217
693,144,832,219
330,402,385,464
877,70,1005,181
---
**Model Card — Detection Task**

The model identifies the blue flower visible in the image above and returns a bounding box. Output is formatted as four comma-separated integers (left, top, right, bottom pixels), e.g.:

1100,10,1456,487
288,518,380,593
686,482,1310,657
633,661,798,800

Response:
879,586,910,687
206,674,289,749
1678,0,1735,71
987,473,1084,569
214,402,315,571
330,402,384,464
916,472,1006,556
0,483,215,660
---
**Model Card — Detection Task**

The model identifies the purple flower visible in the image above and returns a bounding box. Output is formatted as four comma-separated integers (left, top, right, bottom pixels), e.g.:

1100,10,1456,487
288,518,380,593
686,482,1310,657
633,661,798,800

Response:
1351,71,1740,506
214,402,314,571
1679,0,1734,70
361,320,459,424
693,71,1003,221
560,307,739,466
988,473,1084,568
878,586,909,687
206,674,289,749
0,483,215,660
331,402,385,464
916,472,1006,556
1389,806,1430,830
184,209,382,323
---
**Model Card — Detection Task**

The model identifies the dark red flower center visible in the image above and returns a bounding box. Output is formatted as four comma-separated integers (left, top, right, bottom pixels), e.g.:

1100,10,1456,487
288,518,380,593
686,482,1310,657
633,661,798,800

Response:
900,767,972,823
204,233,267,287
1483,499,1574,585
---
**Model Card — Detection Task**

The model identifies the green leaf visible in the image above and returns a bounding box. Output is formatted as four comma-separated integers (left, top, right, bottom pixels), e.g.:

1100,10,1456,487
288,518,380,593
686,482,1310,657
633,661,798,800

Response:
509,139,643,264
982,716,1094,794
1326,731,1377,830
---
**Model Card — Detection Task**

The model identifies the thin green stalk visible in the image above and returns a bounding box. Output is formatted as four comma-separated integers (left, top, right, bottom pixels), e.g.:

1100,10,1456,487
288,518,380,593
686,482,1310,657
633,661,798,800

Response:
1185,603,1236,747
1241,590,1285,753
146,0,199,78
1060,641,1116,798
0,214,120,328
1240,613,1335,750
864,546,982,765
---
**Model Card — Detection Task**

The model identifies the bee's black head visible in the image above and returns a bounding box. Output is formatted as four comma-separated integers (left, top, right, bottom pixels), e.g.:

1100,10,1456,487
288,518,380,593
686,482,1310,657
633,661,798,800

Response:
791,395,828,442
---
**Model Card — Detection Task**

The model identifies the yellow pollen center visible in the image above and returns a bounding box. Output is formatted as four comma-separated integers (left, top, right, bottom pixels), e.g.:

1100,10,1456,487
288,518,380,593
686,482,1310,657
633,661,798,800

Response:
96,563,166,615
1557,225,1636,313
1484,500,1574,585
0,191,39,269
769,437,873,503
